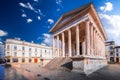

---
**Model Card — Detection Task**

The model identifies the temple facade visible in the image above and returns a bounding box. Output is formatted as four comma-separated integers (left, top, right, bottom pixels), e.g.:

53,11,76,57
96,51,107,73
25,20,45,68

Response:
50,3,107,74
5,39,52,65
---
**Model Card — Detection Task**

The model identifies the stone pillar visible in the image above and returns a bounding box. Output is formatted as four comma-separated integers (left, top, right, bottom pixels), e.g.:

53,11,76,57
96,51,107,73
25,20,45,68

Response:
57,35,59,57
85,20,90,55
76,25,80,56
68,29,72,57
82,41,85,56
52,36,55,58
91,24,94,56
62,32,65,57
10,58,13,63
18,57,22,63
94,30,96,56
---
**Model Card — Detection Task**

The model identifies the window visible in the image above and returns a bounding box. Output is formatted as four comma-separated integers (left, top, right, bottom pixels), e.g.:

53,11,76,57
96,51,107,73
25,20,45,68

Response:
110,52,113,56
14,52,17,57
116,53,119,57
29,53,31,57
35,48,37,52
14,46,17,50
22,47,25,50
116,48,119,52
7,45,9,49
35,54,37,57
29,48,31,51
22,53,25,57
110,46,113,50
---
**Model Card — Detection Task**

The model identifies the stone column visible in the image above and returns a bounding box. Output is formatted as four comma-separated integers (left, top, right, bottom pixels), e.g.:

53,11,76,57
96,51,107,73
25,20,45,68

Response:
68,29,72,57
52,36,55,58
91,24,94,56
62,32,65,57
57,35,59,57
76,25,80,55
93,29,95,56
85,20,90,55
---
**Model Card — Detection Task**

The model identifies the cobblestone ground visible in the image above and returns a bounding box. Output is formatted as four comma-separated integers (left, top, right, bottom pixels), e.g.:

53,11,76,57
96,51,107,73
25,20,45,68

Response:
87,64,120,80
19,64,120,80
37,64,120,80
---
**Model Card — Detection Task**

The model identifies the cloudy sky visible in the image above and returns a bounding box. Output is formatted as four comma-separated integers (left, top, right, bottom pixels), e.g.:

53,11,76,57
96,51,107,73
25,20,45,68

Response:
0,0,120,46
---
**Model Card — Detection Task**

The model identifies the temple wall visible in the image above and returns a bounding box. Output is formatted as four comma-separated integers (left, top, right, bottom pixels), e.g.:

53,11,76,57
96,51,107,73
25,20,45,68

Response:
84,58,107,75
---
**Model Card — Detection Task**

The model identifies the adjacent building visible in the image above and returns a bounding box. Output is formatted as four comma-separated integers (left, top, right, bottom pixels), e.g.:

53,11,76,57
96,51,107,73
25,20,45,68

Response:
5,39,52,65
0,43,4,58
114,46,120,63
105,41,115,63
50,3,107,74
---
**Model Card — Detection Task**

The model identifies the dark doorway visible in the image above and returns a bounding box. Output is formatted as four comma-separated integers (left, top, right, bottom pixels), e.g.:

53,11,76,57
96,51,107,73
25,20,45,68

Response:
80,42,82,55
110,57,114,63
116,58,119,63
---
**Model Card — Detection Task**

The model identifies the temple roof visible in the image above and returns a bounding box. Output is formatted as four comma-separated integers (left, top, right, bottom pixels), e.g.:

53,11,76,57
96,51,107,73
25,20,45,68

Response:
50,3,107,40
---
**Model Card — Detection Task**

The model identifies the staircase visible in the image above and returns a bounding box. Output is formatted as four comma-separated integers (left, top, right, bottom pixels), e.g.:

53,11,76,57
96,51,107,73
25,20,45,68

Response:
44,57,72,71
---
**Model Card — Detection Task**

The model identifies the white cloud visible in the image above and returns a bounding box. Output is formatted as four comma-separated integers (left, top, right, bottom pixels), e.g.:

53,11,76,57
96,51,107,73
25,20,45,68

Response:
19,2,34,11
48,19,54,24
27,18,33,23
37,16,41,20
56,0,63,11
0,30,7,37
40,33,52,46
99,13,120,45
56,0,62,5
56,8,60,11
21,13,27,17
34,0,38,2
100,2,113,12
0,41,3,44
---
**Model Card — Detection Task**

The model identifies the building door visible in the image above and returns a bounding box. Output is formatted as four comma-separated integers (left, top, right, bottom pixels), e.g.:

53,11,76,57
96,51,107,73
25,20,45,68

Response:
116,58,119,63
80,42,82,55
34,58,38,63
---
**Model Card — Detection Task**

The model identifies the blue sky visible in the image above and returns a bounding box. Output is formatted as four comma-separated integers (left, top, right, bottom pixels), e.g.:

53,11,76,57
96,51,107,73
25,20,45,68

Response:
0,0,120,46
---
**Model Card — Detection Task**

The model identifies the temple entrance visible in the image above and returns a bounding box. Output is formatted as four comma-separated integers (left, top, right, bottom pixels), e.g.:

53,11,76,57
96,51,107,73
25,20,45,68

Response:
34,58,38,63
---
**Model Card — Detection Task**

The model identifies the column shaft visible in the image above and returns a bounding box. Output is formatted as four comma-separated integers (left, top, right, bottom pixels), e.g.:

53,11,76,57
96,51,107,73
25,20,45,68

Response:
91,25,94,56
68,29,72,57
57,35,59,57
85,20,90,55
52,36,55,58
76,25,80,55
62,32,65,57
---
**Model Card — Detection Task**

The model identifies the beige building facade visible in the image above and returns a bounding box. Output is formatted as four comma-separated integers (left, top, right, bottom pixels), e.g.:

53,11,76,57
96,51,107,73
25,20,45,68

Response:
105,41,115,63
50,3,107,74
5,39,52,65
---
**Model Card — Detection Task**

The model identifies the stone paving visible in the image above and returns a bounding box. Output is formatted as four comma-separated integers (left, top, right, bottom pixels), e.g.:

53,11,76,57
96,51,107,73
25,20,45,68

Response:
16,64,120,80
87,64,120,80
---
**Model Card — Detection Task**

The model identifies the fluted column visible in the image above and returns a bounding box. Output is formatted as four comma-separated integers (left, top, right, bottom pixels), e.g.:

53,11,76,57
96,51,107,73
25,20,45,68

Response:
93,29,96,56
76,25,80,55
52,36,55,57
62,32,65,57
91,24,94,56
57,35,59,57
68,29,72,57
85,20,90,55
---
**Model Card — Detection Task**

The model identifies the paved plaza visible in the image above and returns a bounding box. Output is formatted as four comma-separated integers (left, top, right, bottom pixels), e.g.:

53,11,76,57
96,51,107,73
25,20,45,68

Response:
15,64,120,80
